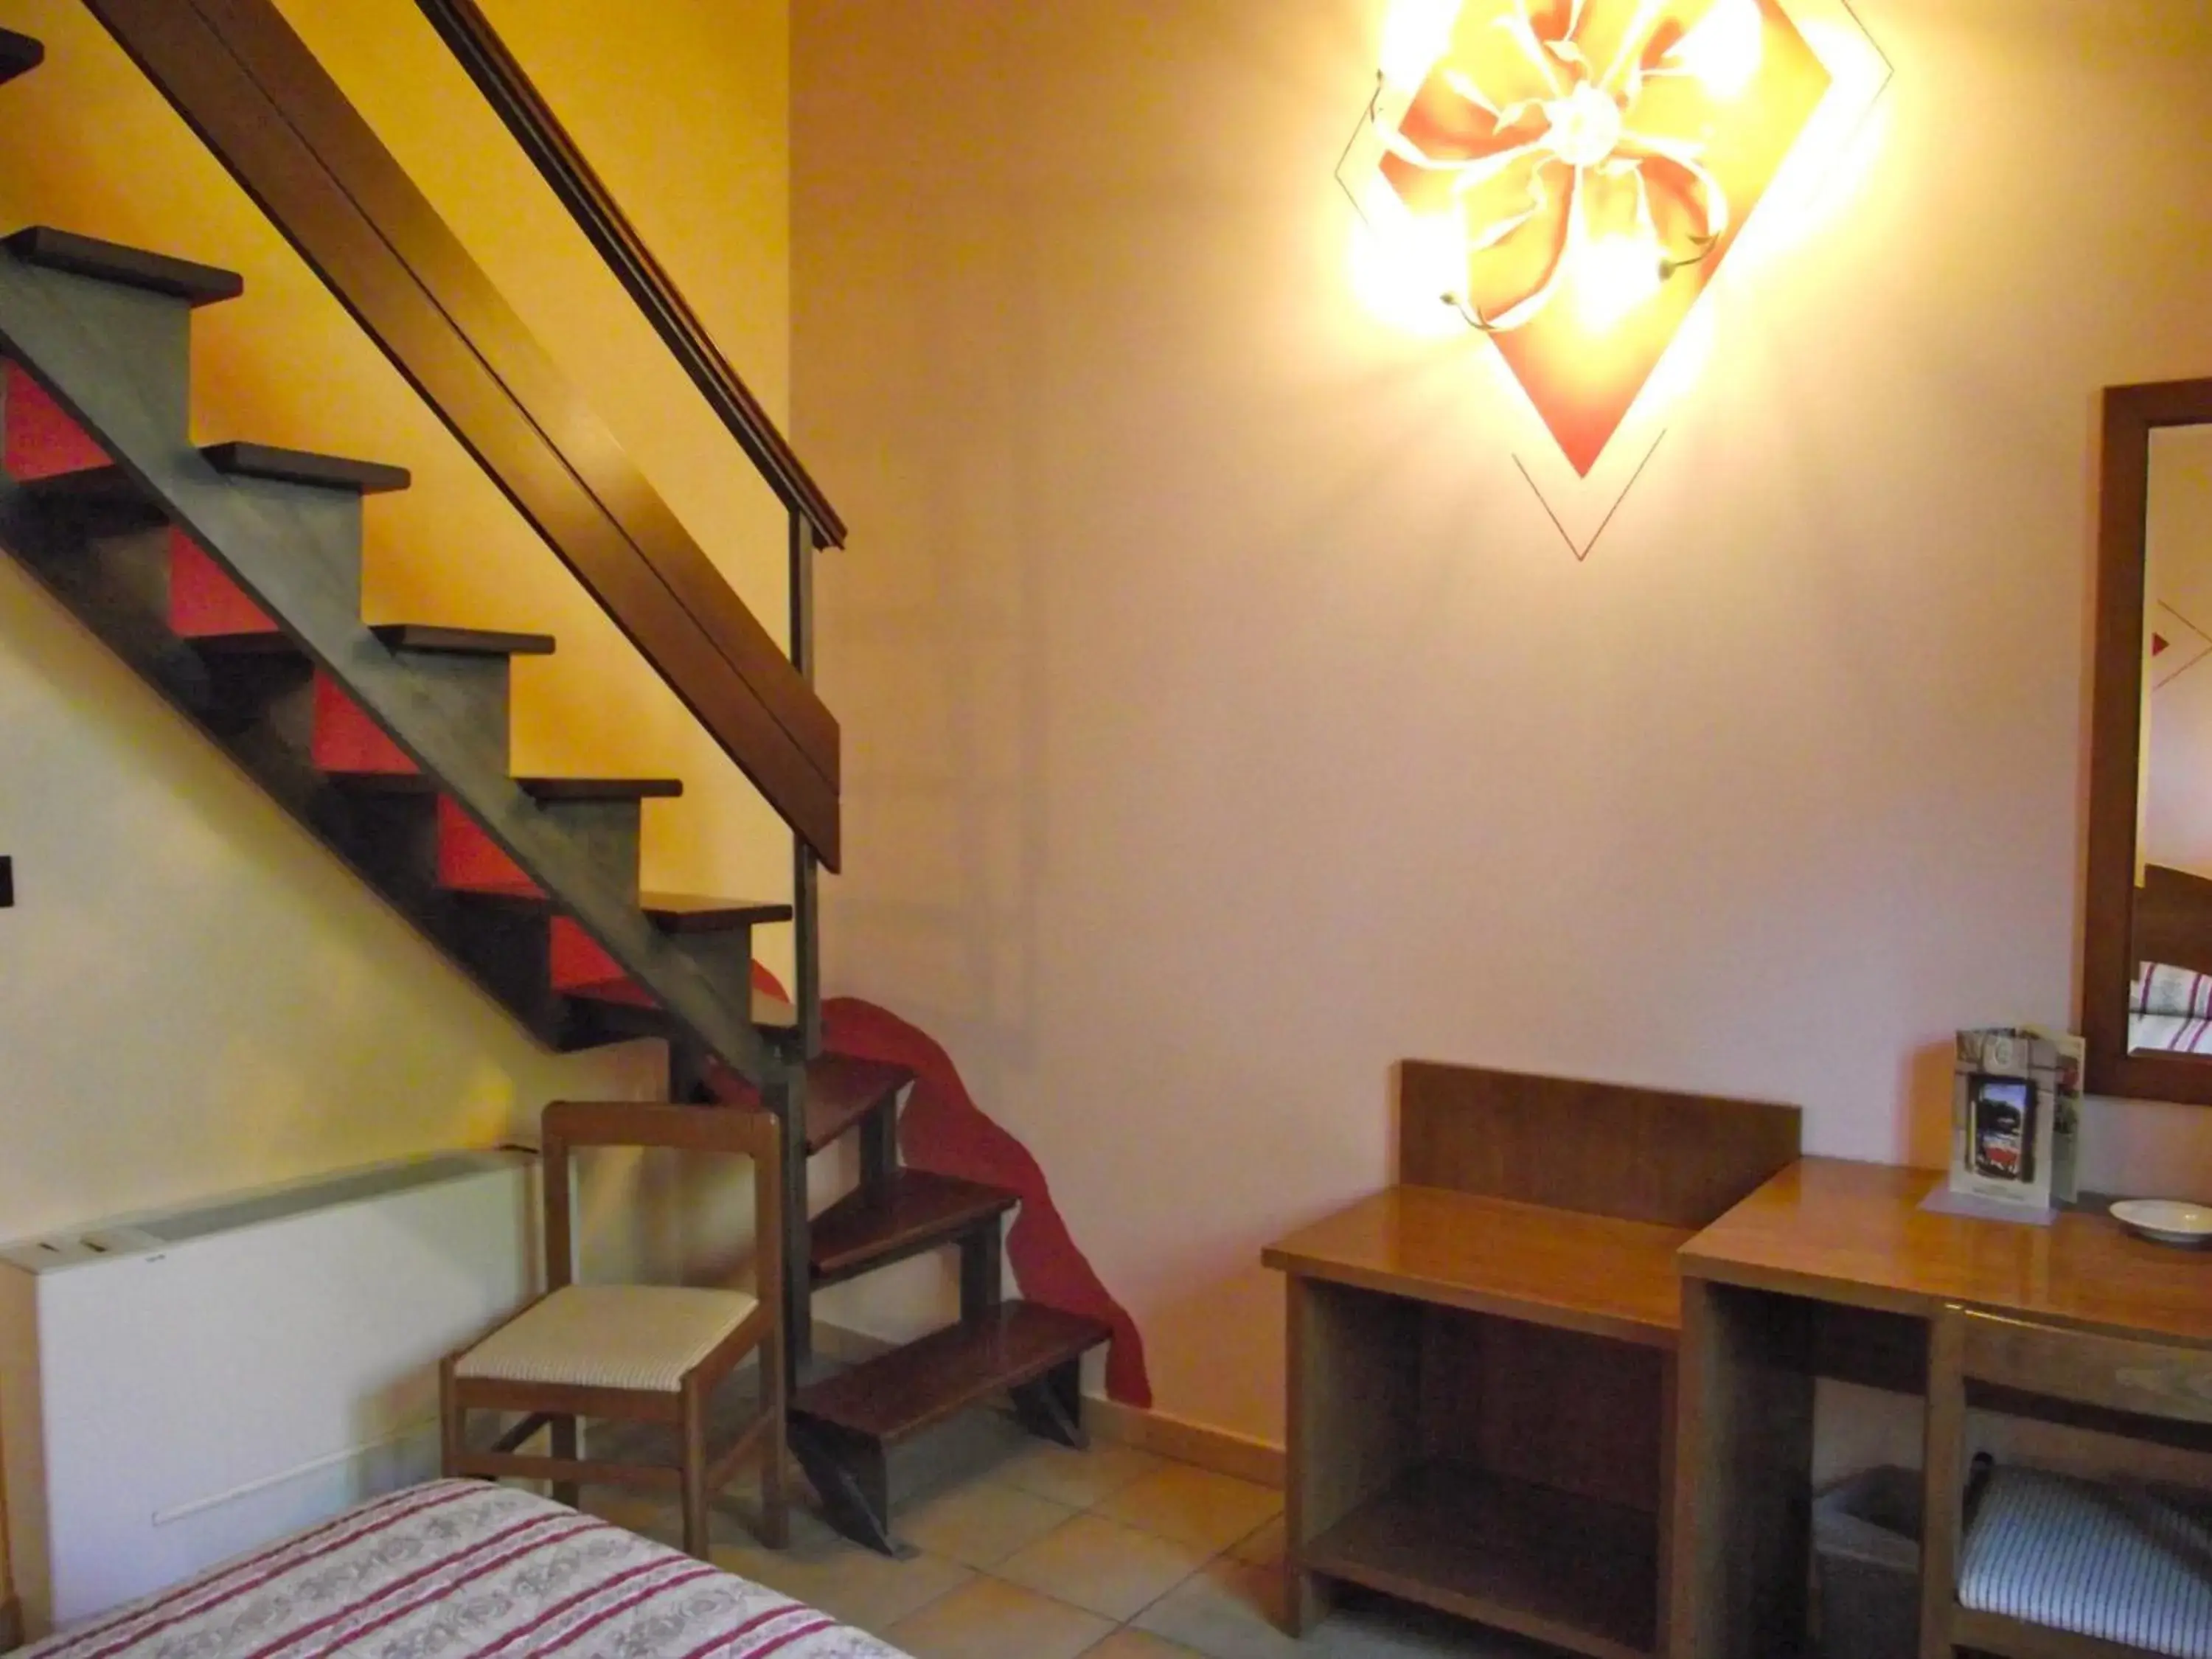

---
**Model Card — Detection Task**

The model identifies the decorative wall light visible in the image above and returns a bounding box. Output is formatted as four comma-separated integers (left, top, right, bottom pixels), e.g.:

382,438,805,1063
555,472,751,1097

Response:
1343,0,1889,555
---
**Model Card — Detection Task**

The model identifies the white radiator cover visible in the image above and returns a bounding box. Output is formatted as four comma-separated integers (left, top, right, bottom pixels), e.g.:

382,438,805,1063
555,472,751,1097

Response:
0,1150,535,1635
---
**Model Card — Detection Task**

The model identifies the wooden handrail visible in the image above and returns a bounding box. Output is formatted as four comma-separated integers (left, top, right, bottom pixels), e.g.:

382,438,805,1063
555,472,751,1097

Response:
413,0,844,552
84,0,842,866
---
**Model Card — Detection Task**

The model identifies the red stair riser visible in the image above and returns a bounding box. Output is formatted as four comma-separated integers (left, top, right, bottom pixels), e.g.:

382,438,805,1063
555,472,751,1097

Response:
2,361,106,480
549,917,622,991
574,978,658,1009
310,673,416,774
436,796,535,890
167,530,279,636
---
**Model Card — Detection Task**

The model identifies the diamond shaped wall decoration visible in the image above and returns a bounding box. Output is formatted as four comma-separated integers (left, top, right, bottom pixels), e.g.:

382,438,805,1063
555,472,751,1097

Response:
1343,0,1877,493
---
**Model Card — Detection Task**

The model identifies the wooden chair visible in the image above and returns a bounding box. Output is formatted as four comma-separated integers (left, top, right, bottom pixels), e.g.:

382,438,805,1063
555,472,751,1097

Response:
1920,1304,2212,1658
439,1101,788,1559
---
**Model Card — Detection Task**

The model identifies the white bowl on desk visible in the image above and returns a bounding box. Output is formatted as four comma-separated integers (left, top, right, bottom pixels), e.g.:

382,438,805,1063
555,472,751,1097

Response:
2109,1198,2212,1248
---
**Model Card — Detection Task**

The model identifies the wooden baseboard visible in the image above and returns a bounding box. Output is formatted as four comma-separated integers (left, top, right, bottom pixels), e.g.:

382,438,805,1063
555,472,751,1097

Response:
811,1320,1285,1489
1082,1394,1284,1490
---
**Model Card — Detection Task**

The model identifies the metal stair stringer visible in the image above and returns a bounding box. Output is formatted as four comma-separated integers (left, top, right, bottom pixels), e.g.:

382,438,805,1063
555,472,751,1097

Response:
0,244,783,1086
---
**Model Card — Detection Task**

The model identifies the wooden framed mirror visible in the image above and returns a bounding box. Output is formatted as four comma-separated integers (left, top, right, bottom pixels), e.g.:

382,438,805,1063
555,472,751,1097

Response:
2083,377,2212,1104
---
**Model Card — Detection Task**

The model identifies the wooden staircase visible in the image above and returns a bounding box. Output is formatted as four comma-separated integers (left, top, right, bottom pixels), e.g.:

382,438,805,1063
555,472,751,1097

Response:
711,1059,1108,1554
0,19,1107,1559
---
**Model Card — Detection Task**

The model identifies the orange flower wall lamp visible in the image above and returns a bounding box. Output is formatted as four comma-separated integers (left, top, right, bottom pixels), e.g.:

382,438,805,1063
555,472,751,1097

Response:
1343,0,1841,479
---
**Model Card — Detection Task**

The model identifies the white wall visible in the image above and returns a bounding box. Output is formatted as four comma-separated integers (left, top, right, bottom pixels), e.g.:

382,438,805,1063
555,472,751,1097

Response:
795,0,2212,1440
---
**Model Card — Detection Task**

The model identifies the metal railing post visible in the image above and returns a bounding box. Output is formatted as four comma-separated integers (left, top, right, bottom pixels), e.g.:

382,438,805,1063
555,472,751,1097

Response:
790,506,823,1061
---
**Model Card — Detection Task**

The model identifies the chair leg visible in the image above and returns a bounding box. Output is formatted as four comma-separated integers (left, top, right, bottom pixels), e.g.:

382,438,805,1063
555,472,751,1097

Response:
759,1332,790,1550
438,1357,463,1478
550,1415,580,1509
681,1379,711,1561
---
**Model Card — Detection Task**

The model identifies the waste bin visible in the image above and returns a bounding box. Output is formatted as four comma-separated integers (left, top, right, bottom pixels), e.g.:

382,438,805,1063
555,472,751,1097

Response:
1814,1465,1922,1659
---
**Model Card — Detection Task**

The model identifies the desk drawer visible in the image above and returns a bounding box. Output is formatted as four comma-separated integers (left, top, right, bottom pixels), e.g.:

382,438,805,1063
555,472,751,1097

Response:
1963,1312,2212,1425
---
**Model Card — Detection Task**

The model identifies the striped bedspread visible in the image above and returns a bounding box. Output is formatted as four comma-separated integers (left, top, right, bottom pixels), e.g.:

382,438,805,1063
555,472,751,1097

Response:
2131,963,2212,1054
19,1482,907,1659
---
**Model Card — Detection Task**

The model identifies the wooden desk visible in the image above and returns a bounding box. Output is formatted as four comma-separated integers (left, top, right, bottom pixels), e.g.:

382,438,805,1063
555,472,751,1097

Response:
1266,1062,1800,1659
1680,1158,2212,1341
1670,1157,2212,1659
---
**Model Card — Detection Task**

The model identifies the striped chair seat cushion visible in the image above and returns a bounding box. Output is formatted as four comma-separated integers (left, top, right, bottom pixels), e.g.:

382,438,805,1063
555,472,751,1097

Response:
456,1283,757,1393
1959,1464,2212,1658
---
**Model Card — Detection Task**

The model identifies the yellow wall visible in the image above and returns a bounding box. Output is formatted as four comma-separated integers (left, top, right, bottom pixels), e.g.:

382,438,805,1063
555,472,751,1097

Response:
794,0,2212,1440
0,0,791,1599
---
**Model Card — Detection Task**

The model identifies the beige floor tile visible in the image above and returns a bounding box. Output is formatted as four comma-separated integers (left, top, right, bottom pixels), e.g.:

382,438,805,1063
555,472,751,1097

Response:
1133,1561,1308,1659
992,1438,1164,1509
995,1512,1211,1621
885,1574,1115,1659
710,1528,973,1634
1094,1463,1283,1554
580,1467,793,1552
1225,1515,1283,1568
1082,1631,1210,1659
898,1476,1082,1568
710,1489,844,1553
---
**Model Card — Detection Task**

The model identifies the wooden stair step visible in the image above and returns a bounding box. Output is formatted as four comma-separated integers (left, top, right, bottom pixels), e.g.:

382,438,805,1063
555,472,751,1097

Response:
21,463,176,532
811,1169,1019,1287
451,881,793,934
203,441,410,495
192,623,557,658
521,776,681,802
801,1057,910,1152
790,1301,1111,1447
187,630,314,656
327,773,681,802
567,975,798,1033
710,1054,911,1152
373,623,554,656
633,891,792,932
21,448,403,536
0,29,45,87
2,226,243,307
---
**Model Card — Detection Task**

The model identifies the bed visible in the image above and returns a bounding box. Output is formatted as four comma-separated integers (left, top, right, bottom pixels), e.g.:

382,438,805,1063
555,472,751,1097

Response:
18,1482,908,1659
2130,961,2212,1055
2131,866,2212,1053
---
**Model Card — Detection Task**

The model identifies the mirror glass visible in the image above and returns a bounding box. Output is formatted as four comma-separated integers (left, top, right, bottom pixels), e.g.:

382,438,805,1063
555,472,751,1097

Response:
2131,423,2212,1056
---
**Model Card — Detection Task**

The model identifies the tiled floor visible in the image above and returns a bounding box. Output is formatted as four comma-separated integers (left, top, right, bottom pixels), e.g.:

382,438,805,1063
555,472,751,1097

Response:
585,1407,1557,1659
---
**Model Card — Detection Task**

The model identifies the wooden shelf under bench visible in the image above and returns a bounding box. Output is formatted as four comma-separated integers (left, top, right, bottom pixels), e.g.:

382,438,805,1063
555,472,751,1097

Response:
1266,1061,1801,1659
1306,1463,1660,1659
